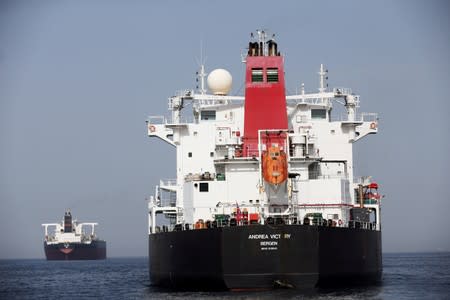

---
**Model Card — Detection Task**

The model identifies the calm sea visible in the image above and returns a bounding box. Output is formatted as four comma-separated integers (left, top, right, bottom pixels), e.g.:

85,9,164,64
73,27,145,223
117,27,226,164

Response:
0,252,449,299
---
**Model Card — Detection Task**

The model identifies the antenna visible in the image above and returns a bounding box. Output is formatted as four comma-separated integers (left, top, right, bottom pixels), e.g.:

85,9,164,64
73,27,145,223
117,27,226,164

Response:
318,64,328,93
195,40,207,94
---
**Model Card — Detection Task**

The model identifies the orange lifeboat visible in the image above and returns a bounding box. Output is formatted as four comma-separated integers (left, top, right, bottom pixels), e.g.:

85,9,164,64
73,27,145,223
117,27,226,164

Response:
262,145,288,184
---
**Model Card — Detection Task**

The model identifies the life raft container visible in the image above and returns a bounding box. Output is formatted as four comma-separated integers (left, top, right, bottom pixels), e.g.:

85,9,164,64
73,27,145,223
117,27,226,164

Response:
262,145,288,184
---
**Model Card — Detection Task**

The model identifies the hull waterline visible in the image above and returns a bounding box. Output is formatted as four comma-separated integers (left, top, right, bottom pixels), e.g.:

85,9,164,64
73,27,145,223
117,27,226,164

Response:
149,225,381,290
44,240,106,260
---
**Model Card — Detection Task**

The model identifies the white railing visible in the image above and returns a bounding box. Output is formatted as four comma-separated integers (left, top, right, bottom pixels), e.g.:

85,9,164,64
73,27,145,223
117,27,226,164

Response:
360,112,378,122
353,176,372,185
152,218,380,233
286,95,332,106
173,116,195,124
331,112,378,122
147,115,166,124
289,148,320,160
160,179,177,187
333,87,353,95
147,115,194,125
308,173,349,180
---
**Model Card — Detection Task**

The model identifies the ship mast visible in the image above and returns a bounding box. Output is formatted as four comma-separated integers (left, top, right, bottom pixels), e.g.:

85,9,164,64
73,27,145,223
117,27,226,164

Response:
196,43,207,95
197,64,207,95
318,63,328,93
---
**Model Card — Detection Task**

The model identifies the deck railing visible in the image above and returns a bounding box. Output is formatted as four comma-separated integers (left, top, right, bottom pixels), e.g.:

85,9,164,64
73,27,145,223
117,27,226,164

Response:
152,217,379,234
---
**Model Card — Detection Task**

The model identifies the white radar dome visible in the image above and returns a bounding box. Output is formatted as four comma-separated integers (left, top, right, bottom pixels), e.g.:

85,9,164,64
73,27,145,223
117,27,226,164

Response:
207,69,232,95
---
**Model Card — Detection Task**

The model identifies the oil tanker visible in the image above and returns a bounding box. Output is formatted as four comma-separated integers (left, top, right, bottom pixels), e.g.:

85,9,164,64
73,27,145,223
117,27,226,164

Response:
42,210,106,260
146,30,382,289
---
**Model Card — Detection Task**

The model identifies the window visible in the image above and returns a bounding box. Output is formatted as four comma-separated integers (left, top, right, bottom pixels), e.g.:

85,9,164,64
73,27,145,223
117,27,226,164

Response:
201,110,216,120
199,182,209,192
311,109,327,119
266,68,278,83
251,68,263,82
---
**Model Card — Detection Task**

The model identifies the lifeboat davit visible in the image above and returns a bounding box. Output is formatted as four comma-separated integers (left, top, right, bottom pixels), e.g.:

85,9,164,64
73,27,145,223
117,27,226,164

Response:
262,145,288,184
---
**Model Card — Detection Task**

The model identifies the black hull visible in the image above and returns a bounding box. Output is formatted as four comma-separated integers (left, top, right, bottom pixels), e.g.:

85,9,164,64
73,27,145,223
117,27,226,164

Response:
44,240,106,260
149,225,381,290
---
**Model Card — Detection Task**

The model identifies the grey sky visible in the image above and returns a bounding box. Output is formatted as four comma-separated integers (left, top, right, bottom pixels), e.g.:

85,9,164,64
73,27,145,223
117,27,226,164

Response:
1,0,449,259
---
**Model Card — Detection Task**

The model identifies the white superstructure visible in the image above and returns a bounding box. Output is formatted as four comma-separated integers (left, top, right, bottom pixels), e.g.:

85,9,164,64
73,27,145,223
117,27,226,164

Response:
147,39,381,234
42,211,99,244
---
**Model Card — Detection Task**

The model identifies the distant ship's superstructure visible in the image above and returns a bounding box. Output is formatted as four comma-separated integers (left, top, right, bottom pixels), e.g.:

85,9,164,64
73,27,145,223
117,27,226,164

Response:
146,30,382,289
42,211,106,260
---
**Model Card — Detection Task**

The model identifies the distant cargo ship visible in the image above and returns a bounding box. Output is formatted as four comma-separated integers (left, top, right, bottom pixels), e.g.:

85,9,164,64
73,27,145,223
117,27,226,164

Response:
42,211,106,260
